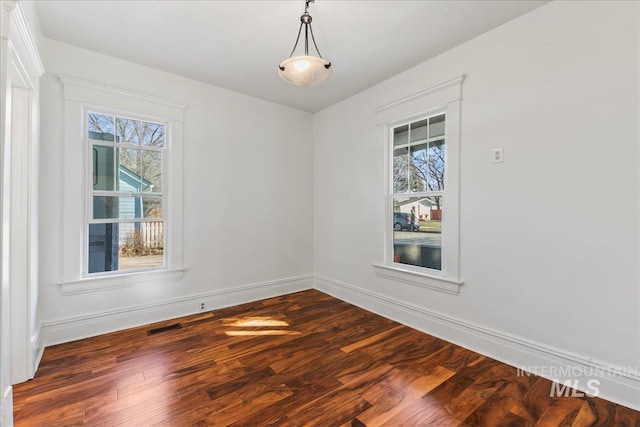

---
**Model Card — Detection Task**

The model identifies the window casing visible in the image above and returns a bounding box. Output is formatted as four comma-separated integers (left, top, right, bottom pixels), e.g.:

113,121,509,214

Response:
374,75,464,293
59,77,185,294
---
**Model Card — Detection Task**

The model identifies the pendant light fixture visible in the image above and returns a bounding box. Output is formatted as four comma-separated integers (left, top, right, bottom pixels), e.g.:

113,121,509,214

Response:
278,0,334,88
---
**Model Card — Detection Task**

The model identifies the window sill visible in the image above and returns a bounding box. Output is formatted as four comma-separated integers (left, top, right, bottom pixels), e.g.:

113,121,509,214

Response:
372,264,462,295
58,268,185,295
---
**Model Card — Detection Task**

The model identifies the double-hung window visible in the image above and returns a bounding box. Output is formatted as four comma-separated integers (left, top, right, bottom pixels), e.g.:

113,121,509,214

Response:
87,111,166,274
374,76,463,293
59,77,185,293
391,113,446,272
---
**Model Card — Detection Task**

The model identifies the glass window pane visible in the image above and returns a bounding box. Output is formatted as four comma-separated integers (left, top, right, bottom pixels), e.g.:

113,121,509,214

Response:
392,196,442,270
393,147,408,193
94,196,134,219
116,117,143,144
93,196,121,219
88,113,115,142
115,117,165,147
88,223,119,273
142,151,162,192
393,124,408,146
428,139,446,191
93,196,162,219
429,114,445,138
118,148,142,192
93,145,118,191
142,122,165,148
409,142,428,192
119,221,164,271
410,119,427,142
142,197,163,219
88,222,164,273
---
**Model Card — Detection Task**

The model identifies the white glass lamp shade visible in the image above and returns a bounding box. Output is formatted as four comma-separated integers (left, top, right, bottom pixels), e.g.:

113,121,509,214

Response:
278,55,334,88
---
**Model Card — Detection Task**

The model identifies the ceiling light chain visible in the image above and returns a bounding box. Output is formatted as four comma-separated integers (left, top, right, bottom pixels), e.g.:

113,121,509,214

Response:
278,0,334,88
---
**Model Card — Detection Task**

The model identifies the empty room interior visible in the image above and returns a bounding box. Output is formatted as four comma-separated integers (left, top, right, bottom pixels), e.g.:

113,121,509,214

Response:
1,0,639,425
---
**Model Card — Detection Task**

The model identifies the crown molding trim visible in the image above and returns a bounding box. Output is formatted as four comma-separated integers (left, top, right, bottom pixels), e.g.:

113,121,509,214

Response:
4,1,44,76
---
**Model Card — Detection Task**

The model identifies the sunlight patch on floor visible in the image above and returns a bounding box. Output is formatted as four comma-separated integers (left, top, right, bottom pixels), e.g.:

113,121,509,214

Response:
222,316,298,337
224,317,290,327
225,330,302,336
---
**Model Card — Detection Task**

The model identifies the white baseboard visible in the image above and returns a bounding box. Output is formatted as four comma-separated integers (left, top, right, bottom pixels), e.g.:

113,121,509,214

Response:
314,275,640,411
1,386,13,427
42,274,313,347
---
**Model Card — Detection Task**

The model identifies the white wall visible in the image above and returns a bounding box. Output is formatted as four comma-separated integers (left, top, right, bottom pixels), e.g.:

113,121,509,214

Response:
39,39,314,344
313,1,640,409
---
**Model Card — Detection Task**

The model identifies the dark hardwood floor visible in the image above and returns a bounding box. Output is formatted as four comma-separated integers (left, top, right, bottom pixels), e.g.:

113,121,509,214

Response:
13,290,640,426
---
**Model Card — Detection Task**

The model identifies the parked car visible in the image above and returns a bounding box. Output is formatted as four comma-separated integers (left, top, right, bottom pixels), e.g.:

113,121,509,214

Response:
393,212,419,231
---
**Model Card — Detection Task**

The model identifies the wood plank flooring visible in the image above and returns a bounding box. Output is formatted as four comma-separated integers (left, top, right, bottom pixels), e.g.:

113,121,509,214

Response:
13,290,640,426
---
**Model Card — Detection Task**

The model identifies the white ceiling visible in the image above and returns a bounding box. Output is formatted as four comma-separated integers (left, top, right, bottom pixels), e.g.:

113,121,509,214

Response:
34,0,548,113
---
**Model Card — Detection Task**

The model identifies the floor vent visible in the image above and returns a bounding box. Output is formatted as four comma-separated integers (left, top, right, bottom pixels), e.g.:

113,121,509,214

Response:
147,323,182,336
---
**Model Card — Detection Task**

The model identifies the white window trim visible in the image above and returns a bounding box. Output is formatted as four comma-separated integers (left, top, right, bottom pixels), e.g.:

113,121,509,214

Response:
57,268,184,296
373,75,464,294
58,76,186,293
372,263,462,295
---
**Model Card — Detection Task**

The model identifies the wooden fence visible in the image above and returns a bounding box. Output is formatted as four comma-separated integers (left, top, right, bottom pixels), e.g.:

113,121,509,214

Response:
141,222,164,248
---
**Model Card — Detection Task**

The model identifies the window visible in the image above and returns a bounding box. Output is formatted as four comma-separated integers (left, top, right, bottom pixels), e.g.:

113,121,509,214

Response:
59,77,185,293
391,113,445,271
87,111,166,274
373,76,463,293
